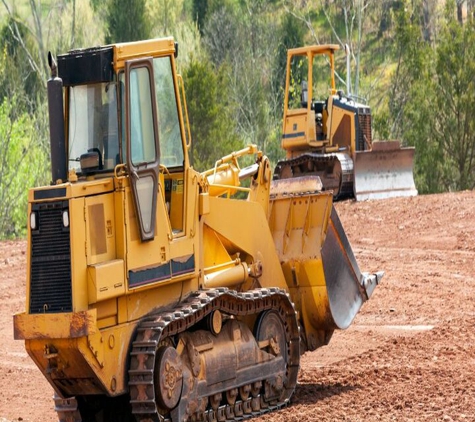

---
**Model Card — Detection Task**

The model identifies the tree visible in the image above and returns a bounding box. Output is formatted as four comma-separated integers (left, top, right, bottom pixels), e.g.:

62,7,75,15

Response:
273,12,306,106
282,0,372,95
147,0,187,36
183,57,242,171
431,2,475,190
192,0,208,34
202,1,284,162
0,1,103,238
387,0,430,139
105,0,151,43
0,15,43,113
0,97,48,238
457,0,465,24
384,0,443,193
388,0,475,193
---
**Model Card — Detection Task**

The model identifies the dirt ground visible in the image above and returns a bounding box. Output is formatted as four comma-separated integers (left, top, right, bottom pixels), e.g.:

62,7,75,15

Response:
1,191,474,422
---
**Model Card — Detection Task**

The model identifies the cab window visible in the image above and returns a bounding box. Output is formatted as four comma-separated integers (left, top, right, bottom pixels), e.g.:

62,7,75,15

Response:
153,57,184,168
129,67,157,165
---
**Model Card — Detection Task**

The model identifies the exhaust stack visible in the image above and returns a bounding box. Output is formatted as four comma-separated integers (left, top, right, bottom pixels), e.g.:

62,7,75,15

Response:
47,52,67,184
344,44,351,97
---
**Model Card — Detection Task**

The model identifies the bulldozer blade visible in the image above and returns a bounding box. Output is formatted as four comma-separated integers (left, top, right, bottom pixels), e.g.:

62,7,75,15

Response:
322,206,383,329
353,140,417,201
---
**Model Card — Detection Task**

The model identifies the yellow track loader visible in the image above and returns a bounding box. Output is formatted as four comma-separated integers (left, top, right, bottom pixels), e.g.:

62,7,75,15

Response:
13,37,382,422
275,44,417,201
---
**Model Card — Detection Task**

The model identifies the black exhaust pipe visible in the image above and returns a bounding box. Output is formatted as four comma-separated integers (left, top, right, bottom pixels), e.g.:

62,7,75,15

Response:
47,52,67,184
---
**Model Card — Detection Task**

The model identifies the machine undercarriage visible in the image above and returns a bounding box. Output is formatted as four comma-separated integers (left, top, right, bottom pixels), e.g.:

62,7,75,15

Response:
54,289,299,422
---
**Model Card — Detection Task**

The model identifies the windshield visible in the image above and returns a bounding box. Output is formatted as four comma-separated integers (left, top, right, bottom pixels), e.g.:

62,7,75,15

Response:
68,82,119,172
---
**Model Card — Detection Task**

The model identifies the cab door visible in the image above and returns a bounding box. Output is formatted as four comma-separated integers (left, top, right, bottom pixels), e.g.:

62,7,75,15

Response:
125,58,160,241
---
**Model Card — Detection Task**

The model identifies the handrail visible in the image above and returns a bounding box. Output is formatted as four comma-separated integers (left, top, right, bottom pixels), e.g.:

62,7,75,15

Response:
177,74,192,150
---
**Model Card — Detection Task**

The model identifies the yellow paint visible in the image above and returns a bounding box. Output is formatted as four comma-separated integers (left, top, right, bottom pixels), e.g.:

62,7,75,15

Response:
85,194,116,265
87,259,125,303
269,185,336,348
13,310,97,340
70,197,88,311
281,44,358,155
17,36,368,406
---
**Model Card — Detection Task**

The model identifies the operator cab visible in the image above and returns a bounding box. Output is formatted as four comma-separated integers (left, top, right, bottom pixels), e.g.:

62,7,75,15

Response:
56,40,188,241
58,47,185,178
284,45,338,146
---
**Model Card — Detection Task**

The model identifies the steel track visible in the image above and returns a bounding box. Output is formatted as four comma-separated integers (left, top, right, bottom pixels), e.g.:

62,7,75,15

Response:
274,152,354,200
54,288,300,422
129,287,300,422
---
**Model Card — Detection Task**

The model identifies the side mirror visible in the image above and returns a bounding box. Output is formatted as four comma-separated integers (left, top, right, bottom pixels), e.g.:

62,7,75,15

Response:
80,148,103,174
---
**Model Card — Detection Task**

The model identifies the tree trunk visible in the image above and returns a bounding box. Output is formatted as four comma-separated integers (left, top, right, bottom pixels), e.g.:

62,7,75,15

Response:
457,1,464,25
423,0,431,42
72,0,76,48
468,0,475,19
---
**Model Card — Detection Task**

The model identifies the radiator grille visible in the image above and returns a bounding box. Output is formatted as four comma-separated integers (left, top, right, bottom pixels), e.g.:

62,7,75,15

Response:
29,201,72,314
357,109,372,151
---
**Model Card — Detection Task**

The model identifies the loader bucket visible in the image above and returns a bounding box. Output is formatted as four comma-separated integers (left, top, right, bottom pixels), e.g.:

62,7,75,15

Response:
269,177,383,341
321,206,382,329
353,140,417,201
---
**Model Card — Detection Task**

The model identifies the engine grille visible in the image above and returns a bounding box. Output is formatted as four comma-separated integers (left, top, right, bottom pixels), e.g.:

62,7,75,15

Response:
356,108,372,152
29,201,72,314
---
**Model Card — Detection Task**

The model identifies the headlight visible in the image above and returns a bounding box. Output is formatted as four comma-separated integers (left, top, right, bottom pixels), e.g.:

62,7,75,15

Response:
62,209,70,228
30,212,38,230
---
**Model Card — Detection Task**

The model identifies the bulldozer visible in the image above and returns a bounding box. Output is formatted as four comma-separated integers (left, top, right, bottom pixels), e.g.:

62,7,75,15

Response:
13,37,382,422
274,44,417,201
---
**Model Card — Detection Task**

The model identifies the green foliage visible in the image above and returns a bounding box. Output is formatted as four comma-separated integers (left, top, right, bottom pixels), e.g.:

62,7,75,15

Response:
386,0,431,140
105,0,151,43
171,20,203,70
273,12,306,106
0,1,88,239
387,0,475,193
0,97,49,238
201,0,285,164
0,16,43,112
2,0,475,239
183,57,242,171
90,0,102,12
192,0,208,33
432,2,475,191
147,0,187,36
